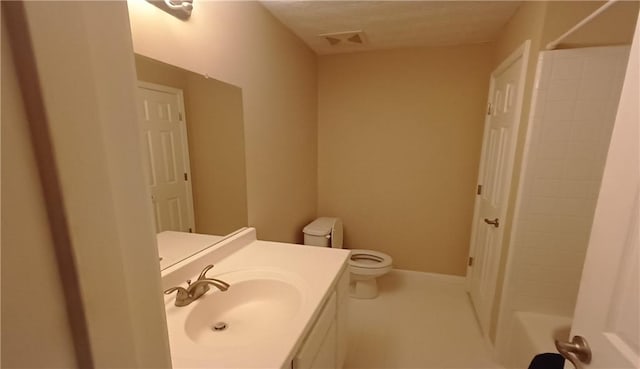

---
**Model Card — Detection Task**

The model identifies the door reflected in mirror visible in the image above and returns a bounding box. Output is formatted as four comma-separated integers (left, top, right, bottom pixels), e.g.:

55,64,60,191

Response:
134,54,248,269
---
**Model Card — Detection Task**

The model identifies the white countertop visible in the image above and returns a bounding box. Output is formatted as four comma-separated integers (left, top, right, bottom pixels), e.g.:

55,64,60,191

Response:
160,228,350,368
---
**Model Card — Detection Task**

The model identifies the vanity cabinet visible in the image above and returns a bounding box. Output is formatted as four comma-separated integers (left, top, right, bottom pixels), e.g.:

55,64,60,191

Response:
292,268,349,369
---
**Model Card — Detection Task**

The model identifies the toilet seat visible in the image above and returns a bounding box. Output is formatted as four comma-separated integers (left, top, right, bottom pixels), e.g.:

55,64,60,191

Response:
302,217,393,299
348,249,392,269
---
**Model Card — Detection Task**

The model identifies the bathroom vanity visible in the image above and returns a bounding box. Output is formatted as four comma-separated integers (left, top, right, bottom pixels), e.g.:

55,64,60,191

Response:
159,228,350,369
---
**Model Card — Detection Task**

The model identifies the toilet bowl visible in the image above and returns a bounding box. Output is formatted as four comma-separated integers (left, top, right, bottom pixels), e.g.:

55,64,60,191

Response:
302,217,393,299
348,249,393,299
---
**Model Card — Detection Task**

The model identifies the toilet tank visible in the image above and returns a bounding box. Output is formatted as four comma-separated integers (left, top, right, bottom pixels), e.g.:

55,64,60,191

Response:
303,217,343,249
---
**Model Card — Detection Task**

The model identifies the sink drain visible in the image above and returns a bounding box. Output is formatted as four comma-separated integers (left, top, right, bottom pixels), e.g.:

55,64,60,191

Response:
212,322,228,331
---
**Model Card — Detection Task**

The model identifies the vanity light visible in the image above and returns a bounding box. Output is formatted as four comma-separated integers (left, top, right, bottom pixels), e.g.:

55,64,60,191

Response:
164,0,193,15
146,0,193,19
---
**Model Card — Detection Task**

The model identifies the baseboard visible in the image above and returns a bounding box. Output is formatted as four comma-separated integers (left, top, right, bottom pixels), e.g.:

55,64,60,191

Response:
390,268,465,284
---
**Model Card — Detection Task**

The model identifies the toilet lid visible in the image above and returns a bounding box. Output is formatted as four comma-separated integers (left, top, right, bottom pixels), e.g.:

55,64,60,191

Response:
349,249,392,269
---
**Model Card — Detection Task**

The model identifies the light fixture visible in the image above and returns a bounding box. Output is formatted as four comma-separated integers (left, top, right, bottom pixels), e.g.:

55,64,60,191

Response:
146,0,193,20
164,0,193,15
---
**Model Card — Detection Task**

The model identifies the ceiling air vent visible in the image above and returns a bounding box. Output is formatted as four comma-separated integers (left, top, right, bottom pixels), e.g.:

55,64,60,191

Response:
319,30,367,47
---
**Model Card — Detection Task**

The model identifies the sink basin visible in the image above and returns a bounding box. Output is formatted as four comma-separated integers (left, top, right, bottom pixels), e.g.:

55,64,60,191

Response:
181,271,304,349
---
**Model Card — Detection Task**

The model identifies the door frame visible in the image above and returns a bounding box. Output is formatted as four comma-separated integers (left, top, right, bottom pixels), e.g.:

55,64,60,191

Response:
137,81,196,233
466,40,531,332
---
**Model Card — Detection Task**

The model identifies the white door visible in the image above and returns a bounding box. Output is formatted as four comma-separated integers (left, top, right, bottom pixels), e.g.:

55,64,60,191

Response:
136,82,195,233
468,41,530,334
557,17,639,369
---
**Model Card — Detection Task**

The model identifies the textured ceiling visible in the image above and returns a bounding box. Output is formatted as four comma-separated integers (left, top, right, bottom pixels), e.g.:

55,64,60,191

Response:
261,1,522,55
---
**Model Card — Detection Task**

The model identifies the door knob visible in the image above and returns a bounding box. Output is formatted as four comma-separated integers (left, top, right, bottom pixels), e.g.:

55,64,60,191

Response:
483,218,499,228
555,336,591,369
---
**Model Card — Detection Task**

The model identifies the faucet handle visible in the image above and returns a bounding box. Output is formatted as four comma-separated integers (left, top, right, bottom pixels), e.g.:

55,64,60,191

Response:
197,264,215,280
164,286,191,307
164,286,188,296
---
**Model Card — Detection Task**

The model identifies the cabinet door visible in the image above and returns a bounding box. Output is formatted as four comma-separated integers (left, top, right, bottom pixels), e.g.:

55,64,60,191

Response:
293,293,337,369
336,269,349,369
309,322,337,369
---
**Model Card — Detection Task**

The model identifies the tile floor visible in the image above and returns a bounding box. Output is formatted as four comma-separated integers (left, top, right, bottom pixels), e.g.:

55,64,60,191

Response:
344,270,503,369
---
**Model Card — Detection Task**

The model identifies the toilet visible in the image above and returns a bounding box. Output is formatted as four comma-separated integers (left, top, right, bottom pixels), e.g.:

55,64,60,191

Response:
303,217,393,299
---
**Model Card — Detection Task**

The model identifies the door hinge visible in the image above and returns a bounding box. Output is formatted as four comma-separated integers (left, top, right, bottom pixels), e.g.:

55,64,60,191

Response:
468,257,474,266
477,184,482,195
184,172,188,181
487,103,492,116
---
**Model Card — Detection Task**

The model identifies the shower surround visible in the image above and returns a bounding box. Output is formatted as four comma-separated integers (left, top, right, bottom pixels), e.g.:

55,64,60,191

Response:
496,45,630,367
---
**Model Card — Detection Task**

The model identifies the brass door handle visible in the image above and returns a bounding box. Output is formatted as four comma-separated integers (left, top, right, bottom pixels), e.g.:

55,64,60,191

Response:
483,218,499,228
555,336,592,369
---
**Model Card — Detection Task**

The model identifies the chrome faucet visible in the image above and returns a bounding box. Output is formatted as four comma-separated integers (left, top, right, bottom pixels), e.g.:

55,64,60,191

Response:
164,264,230,307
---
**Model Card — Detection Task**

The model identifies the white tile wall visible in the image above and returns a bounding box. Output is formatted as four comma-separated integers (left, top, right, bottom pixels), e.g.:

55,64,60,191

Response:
498,46,630,357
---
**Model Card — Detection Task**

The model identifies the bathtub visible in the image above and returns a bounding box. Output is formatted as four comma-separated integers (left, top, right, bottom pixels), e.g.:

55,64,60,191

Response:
506,312,572,369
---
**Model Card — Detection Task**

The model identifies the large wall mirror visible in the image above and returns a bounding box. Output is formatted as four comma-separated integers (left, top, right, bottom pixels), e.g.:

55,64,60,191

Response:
134,54,248,269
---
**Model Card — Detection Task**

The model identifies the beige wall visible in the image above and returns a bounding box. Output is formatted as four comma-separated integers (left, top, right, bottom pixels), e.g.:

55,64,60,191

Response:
127,0,318,243
543,1,639,48
318,44,495,275
135,55,249,236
